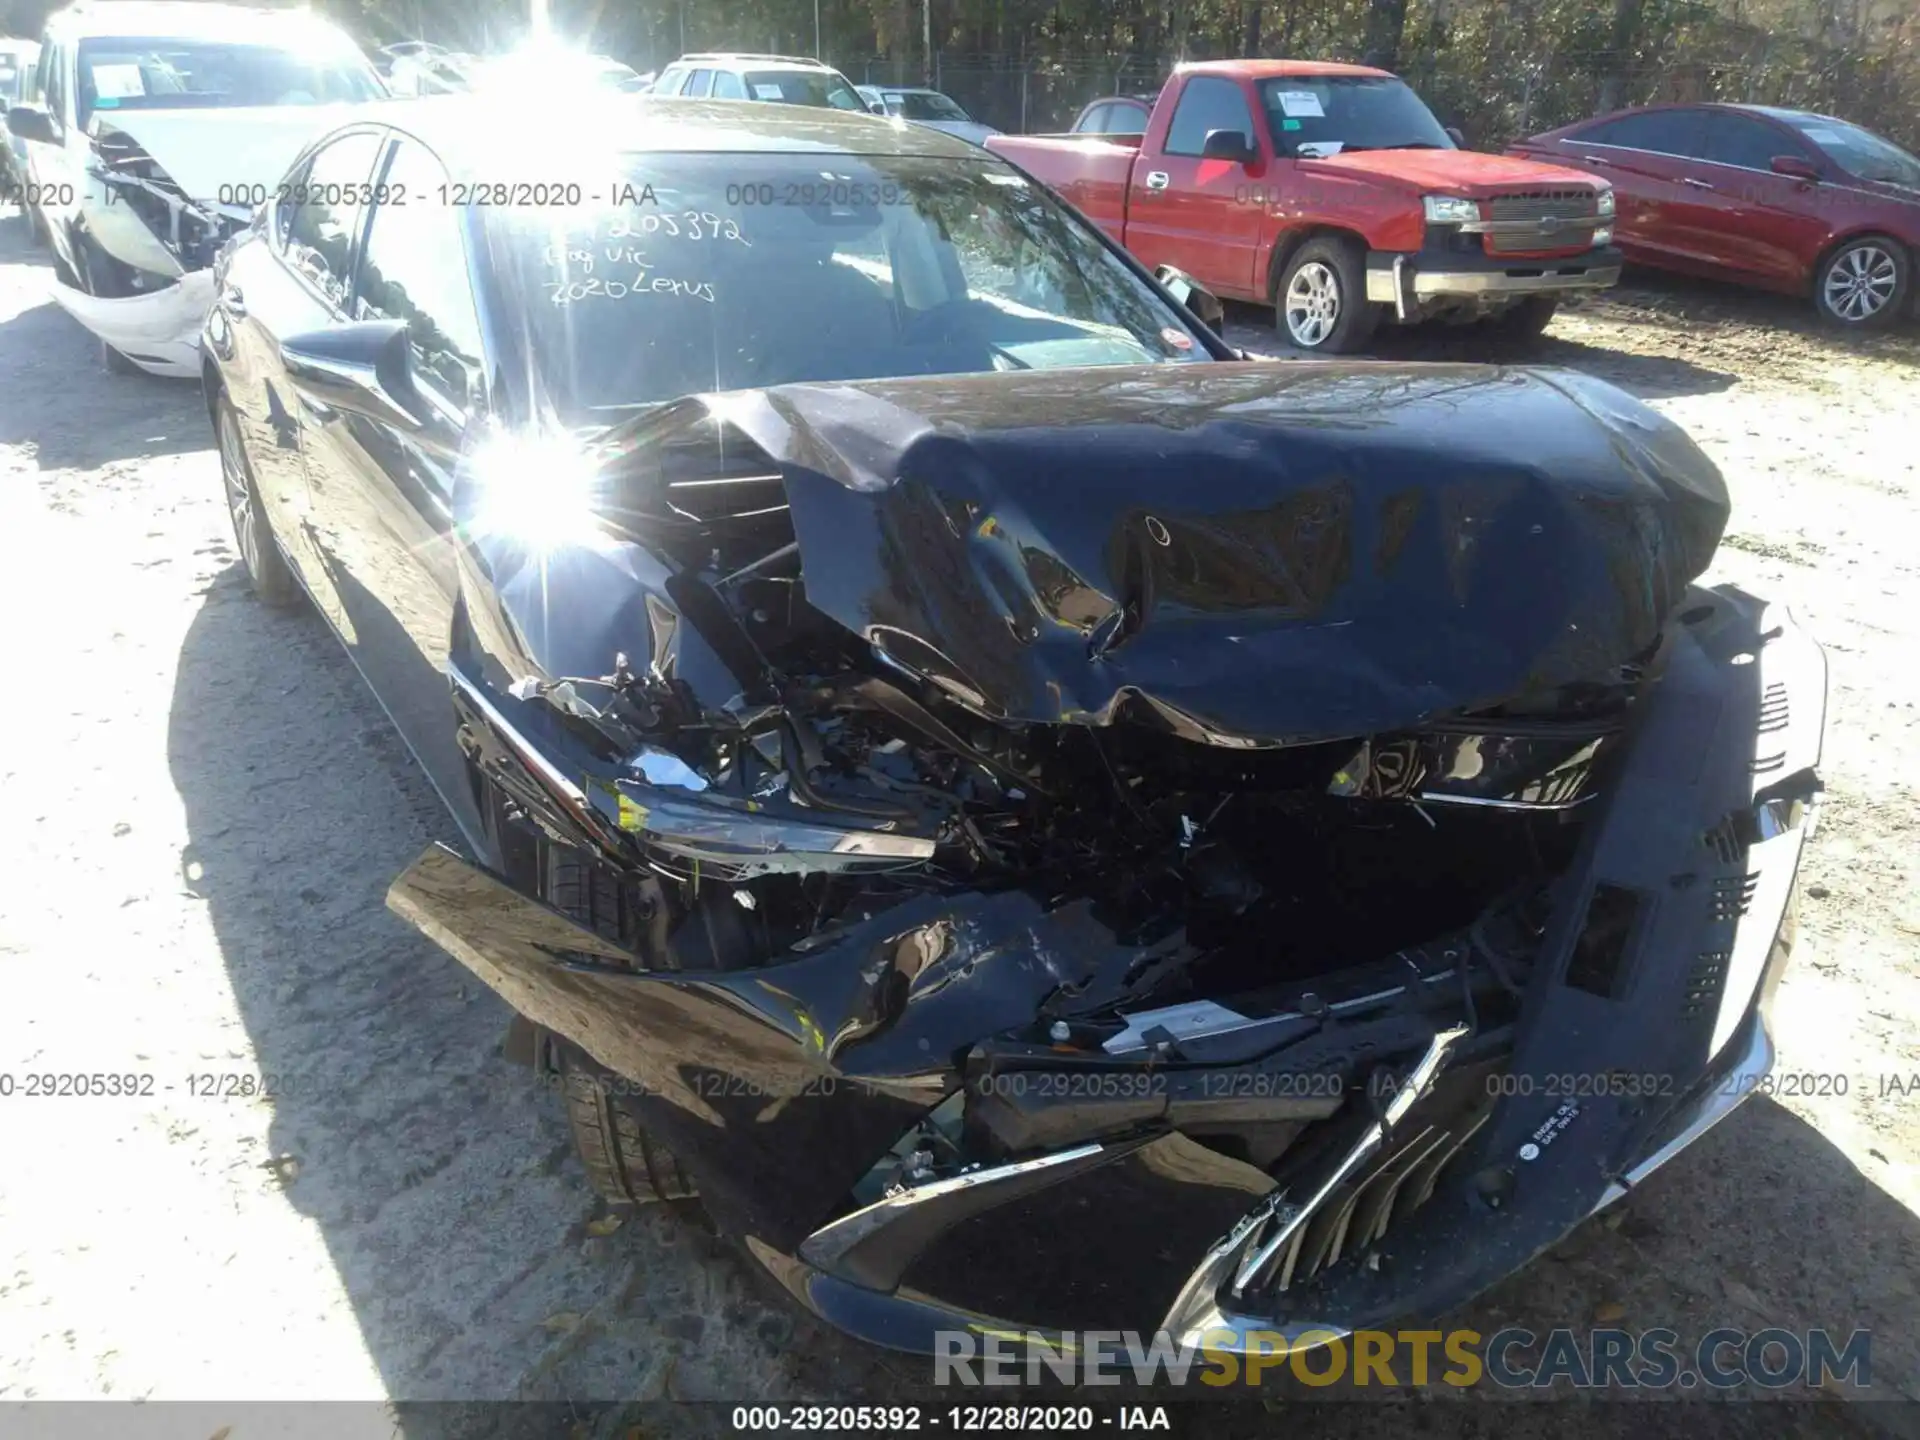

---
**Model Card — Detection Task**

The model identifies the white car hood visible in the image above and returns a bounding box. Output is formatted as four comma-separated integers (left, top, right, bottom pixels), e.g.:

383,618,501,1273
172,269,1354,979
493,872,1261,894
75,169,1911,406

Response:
90,103,371,204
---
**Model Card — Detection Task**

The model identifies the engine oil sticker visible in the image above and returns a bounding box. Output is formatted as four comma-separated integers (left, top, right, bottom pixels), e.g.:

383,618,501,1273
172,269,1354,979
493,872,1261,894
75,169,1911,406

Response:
1517,1100,1581,1161
1275,90,1325,118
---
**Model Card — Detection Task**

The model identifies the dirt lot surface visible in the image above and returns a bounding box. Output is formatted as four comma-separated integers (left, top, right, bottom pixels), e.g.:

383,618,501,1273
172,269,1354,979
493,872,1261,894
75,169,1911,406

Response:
2,206,1917,1439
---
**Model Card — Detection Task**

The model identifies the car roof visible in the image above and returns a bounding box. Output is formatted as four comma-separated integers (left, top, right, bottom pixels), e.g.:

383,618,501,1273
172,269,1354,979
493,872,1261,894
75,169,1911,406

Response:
1729,103,1852,128
664,53,840,73
345,93,992,172
1175,58,1393,80
1541,101,1856,137
42,1,358,44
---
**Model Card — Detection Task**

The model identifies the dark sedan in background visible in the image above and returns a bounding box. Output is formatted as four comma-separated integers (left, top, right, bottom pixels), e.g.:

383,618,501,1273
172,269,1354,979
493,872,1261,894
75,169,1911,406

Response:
1513,102,1919,327
199,93,1823,1359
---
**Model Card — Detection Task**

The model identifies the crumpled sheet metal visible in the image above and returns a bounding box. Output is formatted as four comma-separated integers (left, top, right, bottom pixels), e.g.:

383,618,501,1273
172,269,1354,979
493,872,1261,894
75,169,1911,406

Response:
706,362,1726,743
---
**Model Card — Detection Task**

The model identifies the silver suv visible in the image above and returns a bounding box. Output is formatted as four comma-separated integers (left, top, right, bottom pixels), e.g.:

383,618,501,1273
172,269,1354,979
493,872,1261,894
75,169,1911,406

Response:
650,53,871,111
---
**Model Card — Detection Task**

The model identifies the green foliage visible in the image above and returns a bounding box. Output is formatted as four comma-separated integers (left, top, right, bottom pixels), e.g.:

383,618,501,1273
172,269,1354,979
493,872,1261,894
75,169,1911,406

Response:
6,0,1915,149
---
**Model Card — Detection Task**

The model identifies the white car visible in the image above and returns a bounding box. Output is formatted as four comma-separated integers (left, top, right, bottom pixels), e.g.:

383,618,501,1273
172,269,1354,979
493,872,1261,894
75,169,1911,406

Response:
855,84,999,145
1,38,40,201
650,53,869,111
7,1,386,376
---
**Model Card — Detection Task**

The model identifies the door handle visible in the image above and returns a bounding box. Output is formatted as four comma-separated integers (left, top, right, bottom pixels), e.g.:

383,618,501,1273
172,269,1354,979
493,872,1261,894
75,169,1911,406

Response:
1679,177,1715,191
1579,155,1613,167
1145,170,1170,192
220,285,246,317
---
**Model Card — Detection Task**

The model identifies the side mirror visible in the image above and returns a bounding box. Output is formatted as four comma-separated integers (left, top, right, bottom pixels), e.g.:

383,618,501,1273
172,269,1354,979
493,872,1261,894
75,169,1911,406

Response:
1445,125,1466,147
280,319,430,432
7,104,57,144
1770,154,1820,182
1157,266,1225,331
1200,128,1259,165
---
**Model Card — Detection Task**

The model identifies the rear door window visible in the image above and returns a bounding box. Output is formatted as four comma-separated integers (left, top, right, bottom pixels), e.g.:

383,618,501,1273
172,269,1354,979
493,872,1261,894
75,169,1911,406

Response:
711,70,745,100
682,68,713,98
1698,111,1809,171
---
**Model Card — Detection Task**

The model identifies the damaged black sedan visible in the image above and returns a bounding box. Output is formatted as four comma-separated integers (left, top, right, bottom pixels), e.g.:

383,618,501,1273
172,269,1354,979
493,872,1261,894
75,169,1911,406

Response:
203,95,1827,1356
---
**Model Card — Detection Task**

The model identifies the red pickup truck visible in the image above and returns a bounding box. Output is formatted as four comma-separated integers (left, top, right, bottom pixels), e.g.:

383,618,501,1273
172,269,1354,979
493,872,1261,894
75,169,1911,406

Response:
989,60,1623,352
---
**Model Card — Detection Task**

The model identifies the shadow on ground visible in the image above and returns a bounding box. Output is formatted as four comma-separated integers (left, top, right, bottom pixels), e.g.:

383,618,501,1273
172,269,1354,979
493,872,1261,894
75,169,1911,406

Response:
1222,297,1741,400
1595,268,1920,372
163,555,1920,1439
0,210,205,471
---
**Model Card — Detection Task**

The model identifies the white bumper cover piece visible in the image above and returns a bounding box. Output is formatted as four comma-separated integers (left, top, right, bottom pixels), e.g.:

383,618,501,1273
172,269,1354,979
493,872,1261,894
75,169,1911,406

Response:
49,270,217,378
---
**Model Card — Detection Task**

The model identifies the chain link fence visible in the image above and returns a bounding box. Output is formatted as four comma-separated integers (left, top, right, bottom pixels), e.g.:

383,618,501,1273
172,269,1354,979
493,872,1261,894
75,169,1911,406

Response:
858,42,1916,152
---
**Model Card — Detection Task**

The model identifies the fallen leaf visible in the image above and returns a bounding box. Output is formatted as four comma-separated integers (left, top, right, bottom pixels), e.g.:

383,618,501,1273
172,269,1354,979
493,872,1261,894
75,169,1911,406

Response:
1593,1301,1626,1323
542,1311,584,1334
585,1212,626,1238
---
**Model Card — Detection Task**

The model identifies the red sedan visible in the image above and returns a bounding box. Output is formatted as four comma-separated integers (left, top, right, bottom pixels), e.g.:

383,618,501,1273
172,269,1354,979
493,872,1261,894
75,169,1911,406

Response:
1511,103,1920,328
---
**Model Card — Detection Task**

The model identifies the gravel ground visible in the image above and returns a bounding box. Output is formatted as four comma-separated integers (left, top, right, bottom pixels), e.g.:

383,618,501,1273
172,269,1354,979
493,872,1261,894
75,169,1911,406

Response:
2,207,1918,1438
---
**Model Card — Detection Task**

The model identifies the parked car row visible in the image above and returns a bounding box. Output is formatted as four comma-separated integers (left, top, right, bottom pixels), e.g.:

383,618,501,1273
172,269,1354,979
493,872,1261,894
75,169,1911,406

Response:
1035,61,1919,343
1,4,1829,1379
994,60,1621,351
0,36,38,202
2,6,1001,372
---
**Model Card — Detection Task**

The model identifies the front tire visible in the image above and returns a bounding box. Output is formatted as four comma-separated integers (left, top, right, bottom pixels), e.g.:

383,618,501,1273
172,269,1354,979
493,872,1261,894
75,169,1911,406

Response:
101,338,140,375
215,395,300,608
1277,237,1381,354
474,770,698,1209
1814,236,1908,329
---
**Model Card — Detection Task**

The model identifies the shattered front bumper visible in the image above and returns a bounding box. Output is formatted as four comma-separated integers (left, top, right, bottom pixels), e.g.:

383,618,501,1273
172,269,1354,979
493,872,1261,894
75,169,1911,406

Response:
385,581,1825,1356
49,269,214,378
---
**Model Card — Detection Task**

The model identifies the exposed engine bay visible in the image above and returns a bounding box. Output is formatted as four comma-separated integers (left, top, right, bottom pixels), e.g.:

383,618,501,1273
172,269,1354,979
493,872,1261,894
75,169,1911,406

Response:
393,360,1824,1347
48,107,352,375
82,120,245,284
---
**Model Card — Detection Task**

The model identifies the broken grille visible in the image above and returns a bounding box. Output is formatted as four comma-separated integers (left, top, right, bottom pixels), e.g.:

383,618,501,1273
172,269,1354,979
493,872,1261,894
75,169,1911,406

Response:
1711,873,1760,922
1758,682,1790,735
1251,1063,1499,1295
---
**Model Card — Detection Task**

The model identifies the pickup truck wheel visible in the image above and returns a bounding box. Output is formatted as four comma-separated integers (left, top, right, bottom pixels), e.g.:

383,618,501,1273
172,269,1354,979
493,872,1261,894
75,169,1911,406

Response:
1278,239,1379,353
1814,236,1908,329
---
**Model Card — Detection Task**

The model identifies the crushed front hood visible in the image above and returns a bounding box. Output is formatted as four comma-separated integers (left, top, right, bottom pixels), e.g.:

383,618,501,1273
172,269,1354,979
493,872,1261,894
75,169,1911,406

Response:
89,103,367,205
705,362,1726,743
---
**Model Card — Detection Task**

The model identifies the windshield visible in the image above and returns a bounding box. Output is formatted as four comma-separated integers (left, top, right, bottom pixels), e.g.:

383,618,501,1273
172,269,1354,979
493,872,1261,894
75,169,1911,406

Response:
892,91,970,122
1780,114,1920,190
75,36,385,124
0,60,22,104
1257,75,1453,157
500,151,1212,418
742,69,866,110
